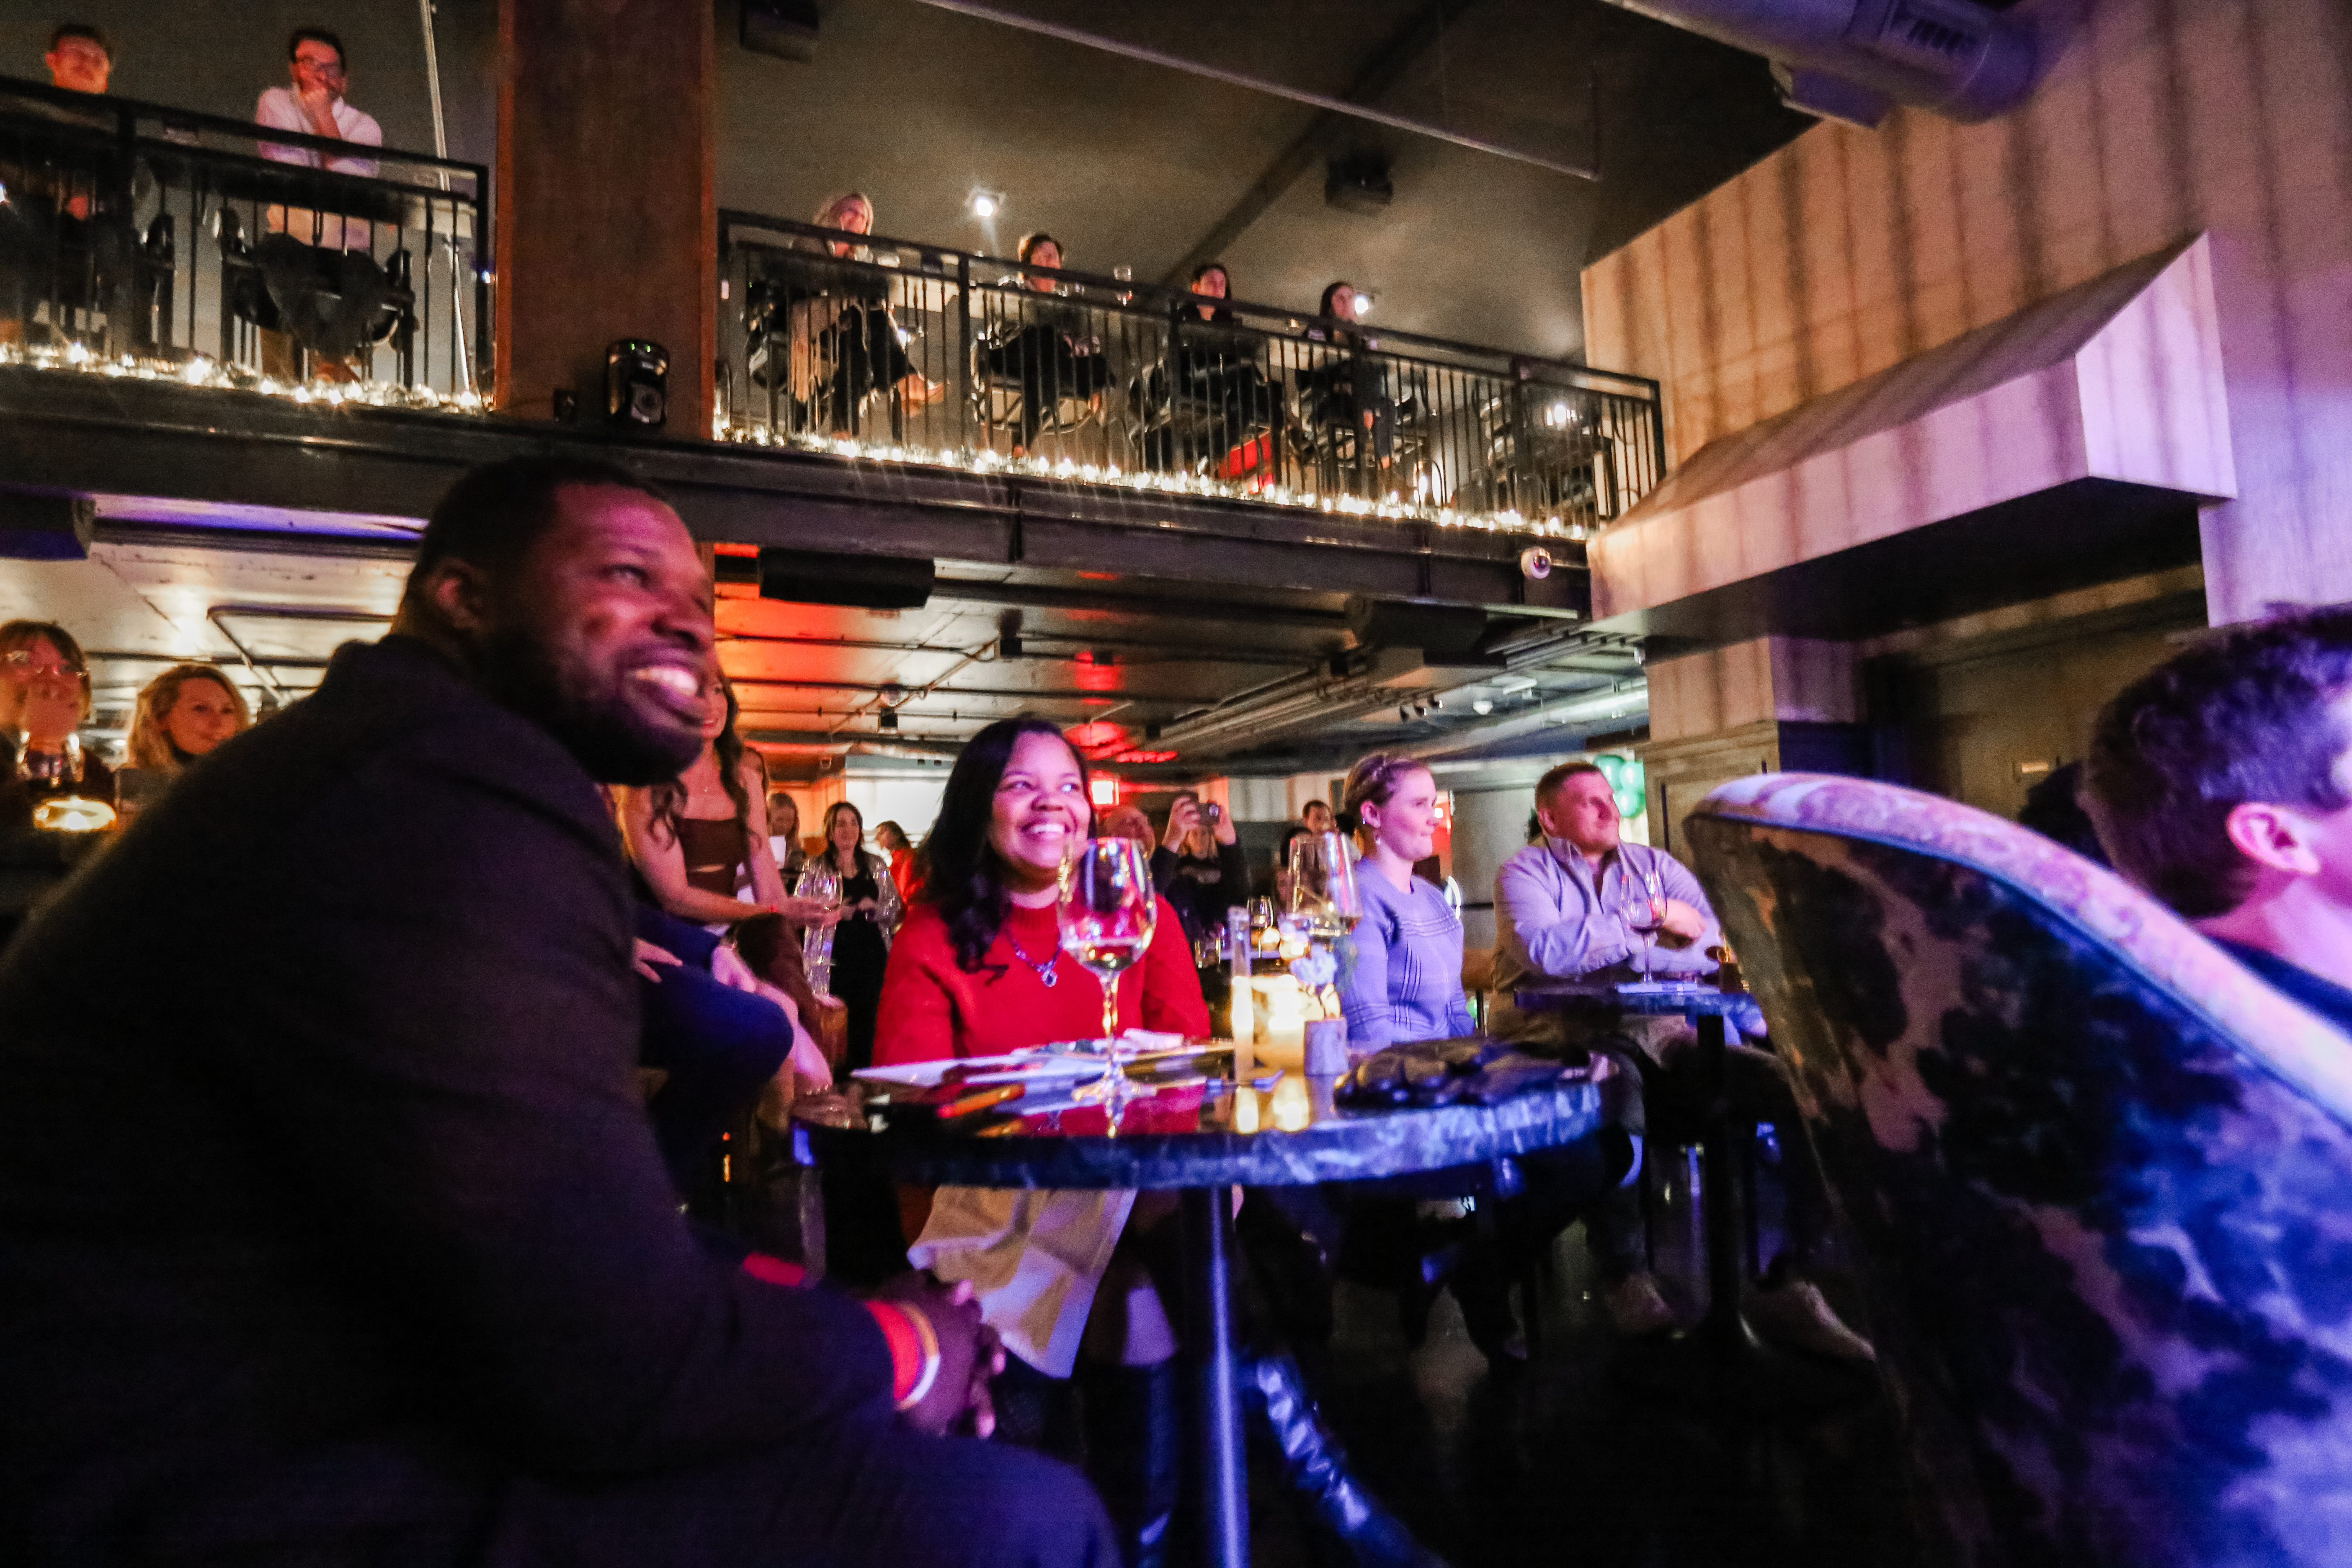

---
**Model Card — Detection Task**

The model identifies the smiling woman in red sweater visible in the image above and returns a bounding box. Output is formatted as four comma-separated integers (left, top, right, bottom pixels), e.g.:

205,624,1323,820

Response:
875,718,1203,1568
875,726,1204,1061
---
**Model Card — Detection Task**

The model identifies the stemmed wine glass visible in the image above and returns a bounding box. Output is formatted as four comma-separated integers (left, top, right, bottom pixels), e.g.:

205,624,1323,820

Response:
1059,837,1158,1125
794,861,842,997
1284,831,1363,1020
1621,858,1666,984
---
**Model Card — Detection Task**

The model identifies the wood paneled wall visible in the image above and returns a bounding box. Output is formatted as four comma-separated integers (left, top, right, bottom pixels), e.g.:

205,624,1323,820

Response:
1581,0,2352,625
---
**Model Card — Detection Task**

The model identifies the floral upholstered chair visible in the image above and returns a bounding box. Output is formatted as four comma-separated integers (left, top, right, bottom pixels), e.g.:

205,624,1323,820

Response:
1684,773,2352,1568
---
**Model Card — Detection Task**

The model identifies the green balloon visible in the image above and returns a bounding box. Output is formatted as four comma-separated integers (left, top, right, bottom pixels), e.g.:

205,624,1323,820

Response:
1594,752,1646,819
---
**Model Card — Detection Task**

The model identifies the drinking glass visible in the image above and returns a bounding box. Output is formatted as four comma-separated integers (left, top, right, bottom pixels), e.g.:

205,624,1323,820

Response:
794,861,841,998
1285,831,1364,940
1621,859,1665,983
1059,836,1158,1046
1060,837,1158,1127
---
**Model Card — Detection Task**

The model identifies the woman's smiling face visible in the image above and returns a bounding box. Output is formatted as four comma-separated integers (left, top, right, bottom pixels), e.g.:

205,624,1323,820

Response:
989,729,1088,888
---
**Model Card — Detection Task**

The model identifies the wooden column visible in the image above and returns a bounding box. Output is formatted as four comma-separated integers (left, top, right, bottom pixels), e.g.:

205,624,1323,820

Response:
495,0,715,433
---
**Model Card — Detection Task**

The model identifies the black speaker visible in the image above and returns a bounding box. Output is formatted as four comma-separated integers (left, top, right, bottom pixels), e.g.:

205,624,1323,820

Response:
606,339,668,432
758,548,935,611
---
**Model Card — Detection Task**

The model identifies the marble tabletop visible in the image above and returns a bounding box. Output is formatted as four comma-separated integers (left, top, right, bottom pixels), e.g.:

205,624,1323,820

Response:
1512,978,1753,1018
795,1066,1604,1191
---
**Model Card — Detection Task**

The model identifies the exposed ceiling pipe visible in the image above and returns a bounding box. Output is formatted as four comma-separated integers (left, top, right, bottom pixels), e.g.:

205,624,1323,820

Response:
1402,679,1648,760
908,0,1599,180
1597,0,2047,126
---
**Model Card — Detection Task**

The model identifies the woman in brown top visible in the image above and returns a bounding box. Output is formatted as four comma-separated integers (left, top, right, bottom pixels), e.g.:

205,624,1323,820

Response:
619,676,842,1050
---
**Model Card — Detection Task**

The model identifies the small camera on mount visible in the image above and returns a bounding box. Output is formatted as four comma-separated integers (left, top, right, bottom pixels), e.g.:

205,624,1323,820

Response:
1519,546,1554,580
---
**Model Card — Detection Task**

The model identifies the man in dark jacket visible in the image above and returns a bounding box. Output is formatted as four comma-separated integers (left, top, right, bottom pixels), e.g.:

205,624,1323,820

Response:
0,456,1114,1567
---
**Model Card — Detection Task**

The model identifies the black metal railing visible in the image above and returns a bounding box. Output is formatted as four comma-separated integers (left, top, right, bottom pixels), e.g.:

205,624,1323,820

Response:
719,213,1663,532
0,74,487,405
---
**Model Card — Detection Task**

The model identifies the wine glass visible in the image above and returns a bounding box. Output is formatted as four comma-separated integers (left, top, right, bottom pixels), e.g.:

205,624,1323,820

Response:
1060,837,1158,1127
1285,831,1364,940
1621,860,1666,984
794,861,841,998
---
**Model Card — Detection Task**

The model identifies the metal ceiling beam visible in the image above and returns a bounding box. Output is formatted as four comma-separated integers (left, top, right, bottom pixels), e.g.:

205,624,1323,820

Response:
910,0,1599,200
929,577,1353,630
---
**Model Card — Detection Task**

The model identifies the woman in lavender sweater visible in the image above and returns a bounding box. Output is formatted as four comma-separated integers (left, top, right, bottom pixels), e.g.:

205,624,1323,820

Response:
1335,753,1474,1049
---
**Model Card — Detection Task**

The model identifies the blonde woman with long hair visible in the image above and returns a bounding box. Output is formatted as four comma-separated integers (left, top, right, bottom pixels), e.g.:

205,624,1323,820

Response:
127,664,249,774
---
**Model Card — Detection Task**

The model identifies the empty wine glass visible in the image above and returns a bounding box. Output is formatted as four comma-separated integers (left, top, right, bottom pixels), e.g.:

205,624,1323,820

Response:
1060,837,1158,1127
1285,831,1364,940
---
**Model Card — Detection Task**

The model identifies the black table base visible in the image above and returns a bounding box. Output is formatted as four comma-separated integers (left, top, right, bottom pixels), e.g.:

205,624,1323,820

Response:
1181,1185,1248,1565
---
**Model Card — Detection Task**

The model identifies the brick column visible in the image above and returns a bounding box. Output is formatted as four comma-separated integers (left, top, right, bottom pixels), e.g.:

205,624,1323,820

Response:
496,0,715,433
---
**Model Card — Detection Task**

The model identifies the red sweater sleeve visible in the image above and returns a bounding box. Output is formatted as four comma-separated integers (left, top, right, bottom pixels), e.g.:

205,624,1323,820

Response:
1141,893,1211,1037
873,902,960,1065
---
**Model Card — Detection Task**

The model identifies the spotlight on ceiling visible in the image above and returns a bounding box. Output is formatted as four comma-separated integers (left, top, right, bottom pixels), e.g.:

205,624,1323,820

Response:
877,708,900,732
1472,699,1494,716
1398,705,1411,723
968,187,1004,220
1353,292,1375,316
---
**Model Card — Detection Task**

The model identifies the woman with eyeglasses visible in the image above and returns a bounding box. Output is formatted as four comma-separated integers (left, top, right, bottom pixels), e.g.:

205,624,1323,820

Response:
0,620,109,828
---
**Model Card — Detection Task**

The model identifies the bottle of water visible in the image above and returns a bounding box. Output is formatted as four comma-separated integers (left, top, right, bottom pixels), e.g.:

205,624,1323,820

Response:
795,862,840,998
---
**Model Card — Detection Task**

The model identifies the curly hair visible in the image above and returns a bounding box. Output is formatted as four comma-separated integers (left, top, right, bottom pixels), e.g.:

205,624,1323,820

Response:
921,717,1087,973
2086,604,2352,918
127,664,249,772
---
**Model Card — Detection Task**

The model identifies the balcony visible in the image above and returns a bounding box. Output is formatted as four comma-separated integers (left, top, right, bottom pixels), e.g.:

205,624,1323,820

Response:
719,213,1664,540
0,74,487,411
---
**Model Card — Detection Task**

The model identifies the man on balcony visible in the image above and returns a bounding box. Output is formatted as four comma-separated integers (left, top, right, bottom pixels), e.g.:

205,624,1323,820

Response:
253,27,383,381
41,23,111,94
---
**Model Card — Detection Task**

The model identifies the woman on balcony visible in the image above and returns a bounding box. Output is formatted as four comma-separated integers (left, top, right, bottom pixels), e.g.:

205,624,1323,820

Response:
981,233,1110,457
753,191,942,437
1153,262,1282,478
1299,281,1398,485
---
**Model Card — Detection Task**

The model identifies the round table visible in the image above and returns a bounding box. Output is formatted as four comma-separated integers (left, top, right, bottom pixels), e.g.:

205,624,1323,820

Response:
797,1060,1604,1567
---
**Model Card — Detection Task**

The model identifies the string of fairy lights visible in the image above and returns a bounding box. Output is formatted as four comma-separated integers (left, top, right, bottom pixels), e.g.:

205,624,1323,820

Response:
719,423,1592,539
0,345,1589,539
0,341,485,413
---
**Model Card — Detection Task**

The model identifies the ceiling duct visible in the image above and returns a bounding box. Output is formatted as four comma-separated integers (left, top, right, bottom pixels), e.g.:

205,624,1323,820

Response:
757,549,935,611
1598,0,2045,127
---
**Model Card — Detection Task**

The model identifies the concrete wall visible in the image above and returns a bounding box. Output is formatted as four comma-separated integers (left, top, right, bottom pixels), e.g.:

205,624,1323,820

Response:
1581,0,2352,625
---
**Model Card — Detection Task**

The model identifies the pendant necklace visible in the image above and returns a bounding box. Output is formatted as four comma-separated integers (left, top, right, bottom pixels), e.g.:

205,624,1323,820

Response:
1004,926,1060,988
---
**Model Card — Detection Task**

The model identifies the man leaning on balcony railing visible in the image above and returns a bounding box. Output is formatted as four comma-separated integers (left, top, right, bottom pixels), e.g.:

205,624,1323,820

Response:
253,26,381,383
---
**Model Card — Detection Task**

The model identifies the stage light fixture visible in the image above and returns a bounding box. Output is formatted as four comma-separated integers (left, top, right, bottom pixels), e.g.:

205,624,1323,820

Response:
968,187,1004,220
877,708,900,732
